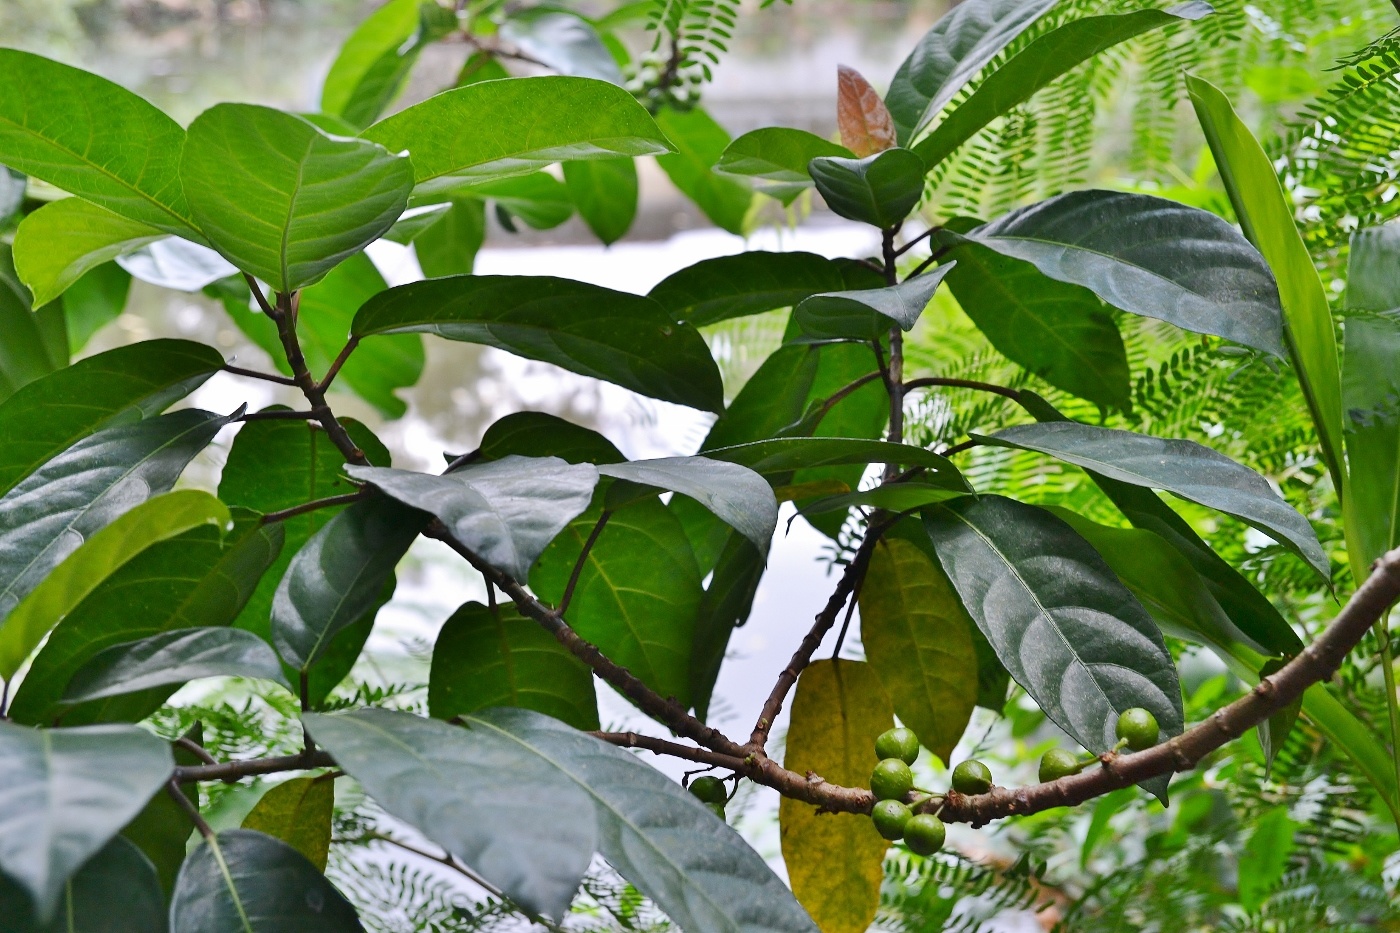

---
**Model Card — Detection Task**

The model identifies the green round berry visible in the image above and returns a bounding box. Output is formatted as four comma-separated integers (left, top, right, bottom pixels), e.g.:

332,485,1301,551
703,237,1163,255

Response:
1038,748,1082,783
1116,708,1160,751
870,800,912,840
870,758,914,801
874,727,920,765
689,776,727,805
903,814,946,856
706,802,726,821
950,759,993,796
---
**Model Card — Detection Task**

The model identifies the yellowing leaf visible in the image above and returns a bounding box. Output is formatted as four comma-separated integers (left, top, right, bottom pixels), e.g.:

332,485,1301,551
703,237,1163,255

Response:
860,538,977,764
836,66,896,158
780,659,891,933
241,775,334,871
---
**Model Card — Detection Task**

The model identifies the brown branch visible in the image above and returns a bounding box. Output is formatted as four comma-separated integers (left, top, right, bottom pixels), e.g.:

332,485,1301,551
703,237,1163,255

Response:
174,749,335,783
261,490,368,525
166,778,214,839
560,511,610,615
238,409,319,422
223,364,299,387
904,376,1024,402
269,291,368,466
593,731,748,770
318,336,360,392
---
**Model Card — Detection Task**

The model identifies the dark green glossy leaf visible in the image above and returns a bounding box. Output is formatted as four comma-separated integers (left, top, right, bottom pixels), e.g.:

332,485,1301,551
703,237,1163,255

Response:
947,191,1286,356
361,77,672,197
562,158,638,245
886,0,1057,143
304,708,595,920
271,495,425,672
704,437,959,477
923,496,1184,787
479,411,625,465
61,627,288,705
654,106,752,235
119,726,203,897
182,104,414,293
797,480,966,518
0,835,167,933
429,601,598,730
170,830,363,933
714,128,852,205
500,10,623,83
980,421,1328,578
690,532,764,719
465,707,821,933
913,3,1212,169
321,0,447,128
413,198,487,277
241,777,335,872
649,251,850,327
0,50,195,236
12,198,162,307
352,275,724,412
0,339,221,498
350,459,598,582
0,246,65,402
793,266,953,340
808,148,925,229
475,172,575,230
62,262,132,354
597,457,776,555
0,722,173,920
6,503,280,725
0,410,230,651
941,239,1129,411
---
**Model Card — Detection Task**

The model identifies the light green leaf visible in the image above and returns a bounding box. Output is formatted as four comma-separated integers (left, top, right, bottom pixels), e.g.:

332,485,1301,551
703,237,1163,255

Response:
715,128,852,205
429,600,599,730
362,77,672,197
780,660,890,933
0,50,195,235
563,158,638,245
475,172,575,230
597,457,777,555
654,106,752,235
0,722,173,921
500,10,623,83
1237,806,1295,912
181,104,414,293
351,275,725,412
382,204,451,245
0,245,65,403
321,0,448,128
12,198,163,307
648,251,851,327
63,262,132,354
793,265,953,340
860,539,976,764
241,777,335,872
413,198,487,277
62,627,288,705
808,148,925,229
0,830,167,932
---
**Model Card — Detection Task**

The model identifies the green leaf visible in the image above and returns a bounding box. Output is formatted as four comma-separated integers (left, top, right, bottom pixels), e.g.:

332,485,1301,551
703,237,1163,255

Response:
219,416,391,703
241,777,334,872
1342,226,1400,568
799,481,968,522
382,204,451,245
321,0,442,128
690,532,765,719
0,338,221,498
532,494,703,707
923,496,1184,779
413,197,487,277
0,245,65,402
0,50,195,236
1300,686,1400,825
946,191,1286,357
714,128,852,205
562,158,638,245
429,600,599,730
1187,73,1345,496
304,708,595,920
0,721,173,921
886,0,1058,143
1237,806,1295,912
118,239,235,292
0,432,230,678
653,106,752,235
779,660,890,933
860,539,976,764
9,512,282,726
119,726,204,897
808,148,925,229
61,627,288,705
793,266,953,340
0,835,167,933
596,457,777,555
649,251,851,327
941,239,1130,412
1079,787,1134,870
170,830,362,933
980,421,1328,578
352,275,725,412
913,3,1213,169
181,104,414,293
362,77,672,197
703,437,959,476
474,172,575,230
12,198,163,307
271,495,426,673
479,411,625,465
350,458,598,582
63,262,132,354
465,707,821,933
500,10,623,83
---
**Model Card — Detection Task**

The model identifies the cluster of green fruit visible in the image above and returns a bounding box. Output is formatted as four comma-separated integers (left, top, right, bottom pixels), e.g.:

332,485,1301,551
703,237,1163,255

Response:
687,774,731,820
1038,708,1161,781
866,728,992,855
623,50,705,113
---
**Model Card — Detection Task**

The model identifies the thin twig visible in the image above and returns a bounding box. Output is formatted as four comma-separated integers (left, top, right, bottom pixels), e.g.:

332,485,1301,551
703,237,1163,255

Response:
223,364,299,387
904,247,948,281
175,749,335,783
830,575,863,660
593,731,748,770
261,490,368,525
940,439,980,457
893,225,941,258
166,779,214,839
175,736,219,767
560,511,611,615
904,376,1024,402
318,336,360,392
270,291,367,465
244,273,277,318
238,409,319,422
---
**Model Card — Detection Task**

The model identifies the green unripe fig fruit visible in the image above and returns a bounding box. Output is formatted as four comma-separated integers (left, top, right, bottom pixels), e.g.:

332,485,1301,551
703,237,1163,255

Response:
706,802,726,821
950,759,993,795
689,775,727,805
871,800,912,840
874,727,920,765
903,814,946,855
870,758,914,801
1039,748,1081,783
1116,708,1160,751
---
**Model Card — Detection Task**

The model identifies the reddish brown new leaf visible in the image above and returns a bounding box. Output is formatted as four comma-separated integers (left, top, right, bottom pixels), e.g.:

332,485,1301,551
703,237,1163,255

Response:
837,65,896,157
